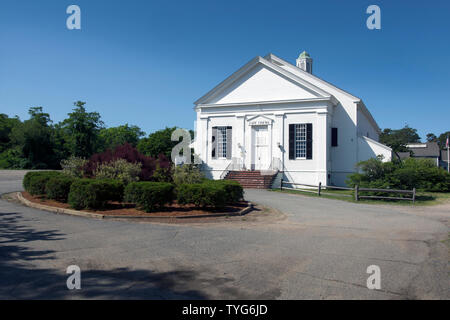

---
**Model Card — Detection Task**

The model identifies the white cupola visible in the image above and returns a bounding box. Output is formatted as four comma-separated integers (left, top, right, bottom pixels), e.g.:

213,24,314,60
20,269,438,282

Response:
296,51,313,74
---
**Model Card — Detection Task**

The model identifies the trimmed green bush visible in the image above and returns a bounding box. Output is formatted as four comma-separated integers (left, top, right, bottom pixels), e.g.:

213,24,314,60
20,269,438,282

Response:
45,175,76,202
176,179,242,208
346,157,450,192
124,182,174,212
208,180,243,203
177,183,207,207
68,179,124,210
199,182,227,208
23,171,62,195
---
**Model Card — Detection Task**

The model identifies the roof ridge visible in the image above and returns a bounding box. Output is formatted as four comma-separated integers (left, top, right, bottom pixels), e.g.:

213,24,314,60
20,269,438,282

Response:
264,53,361,102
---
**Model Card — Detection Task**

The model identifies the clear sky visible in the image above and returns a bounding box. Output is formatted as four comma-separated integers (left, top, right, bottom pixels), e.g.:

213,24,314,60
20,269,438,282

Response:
1,0,449,140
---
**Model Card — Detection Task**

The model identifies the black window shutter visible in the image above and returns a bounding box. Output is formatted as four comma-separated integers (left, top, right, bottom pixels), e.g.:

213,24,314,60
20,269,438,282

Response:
289,124,295,160
211,127,217,159
306,123,313,159
226,126,232,159
331,128,338,147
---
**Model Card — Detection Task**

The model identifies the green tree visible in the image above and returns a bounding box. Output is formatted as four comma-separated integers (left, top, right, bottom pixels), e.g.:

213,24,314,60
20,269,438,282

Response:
138,127,177,158
8,107,57,168
379,125,421,152
52,122,71,165
0,148,27,169
98,124,145,151
426,133,437,142
60,101,104,158
138,127,194,159
437,131,450,150
0,113,20,153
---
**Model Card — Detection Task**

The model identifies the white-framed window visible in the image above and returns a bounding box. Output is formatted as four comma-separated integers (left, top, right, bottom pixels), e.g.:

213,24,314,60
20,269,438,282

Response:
217,126,227,158
295,124,307,159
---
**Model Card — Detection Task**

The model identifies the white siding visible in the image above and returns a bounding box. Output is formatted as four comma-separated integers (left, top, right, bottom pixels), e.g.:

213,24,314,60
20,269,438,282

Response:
194,54,390,187
210,64,317,104
358,136,392,163
357,108,379,140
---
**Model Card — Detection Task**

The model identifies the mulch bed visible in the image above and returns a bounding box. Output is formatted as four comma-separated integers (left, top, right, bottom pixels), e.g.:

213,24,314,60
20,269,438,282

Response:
21,192,249,217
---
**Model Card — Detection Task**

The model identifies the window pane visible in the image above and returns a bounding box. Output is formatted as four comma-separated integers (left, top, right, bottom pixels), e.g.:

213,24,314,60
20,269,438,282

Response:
332,128,338,147
295,124,306,158
217,126,227,158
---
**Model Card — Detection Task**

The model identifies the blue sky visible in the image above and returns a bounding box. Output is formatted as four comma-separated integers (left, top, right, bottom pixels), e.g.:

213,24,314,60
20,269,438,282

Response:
0,0,449,140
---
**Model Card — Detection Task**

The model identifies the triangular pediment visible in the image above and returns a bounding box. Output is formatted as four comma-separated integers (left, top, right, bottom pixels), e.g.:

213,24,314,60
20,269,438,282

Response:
247,115,273,126
195,56,331,106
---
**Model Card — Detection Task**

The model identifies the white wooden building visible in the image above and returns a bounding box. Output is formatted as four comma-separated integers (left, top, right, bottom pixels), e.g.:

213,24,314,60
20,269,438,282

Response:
192,52,392,187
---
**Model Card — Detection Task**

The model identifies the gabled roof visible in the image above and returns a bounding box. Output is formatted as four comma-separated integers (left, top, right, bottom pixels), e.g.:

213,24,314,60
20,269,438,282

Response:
194,56,333,105
406,142,440,157
357,100,381,134
264,53,361,102
396,152,411,160
194,52,381,133
264,53,381,133
361,135,392,152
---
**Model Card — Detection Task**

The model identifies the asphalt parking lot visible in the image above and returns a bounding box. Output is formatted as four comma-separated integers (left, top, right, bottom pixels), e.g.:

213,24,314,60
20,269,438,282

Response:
0,170,448,299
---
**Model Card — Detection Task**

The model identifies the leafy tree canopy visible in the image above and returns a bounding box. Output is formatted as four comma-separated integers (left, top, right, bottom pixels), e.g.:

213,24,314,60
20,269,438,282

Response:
437,131,450,150
0,102,151,170
99,124,145,152
60,101,104,158
424,131,449,150
137,127,177,159
379,125,421,152
0,113,20,152
8,107,57,169
137,126,193,159
426,133,437,142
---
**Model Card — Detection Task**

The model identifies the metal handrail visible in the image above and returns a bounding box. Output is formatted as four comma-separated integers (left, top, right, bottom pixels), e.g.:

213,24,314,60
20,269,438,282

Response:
220,158,243,179
220,161,234,180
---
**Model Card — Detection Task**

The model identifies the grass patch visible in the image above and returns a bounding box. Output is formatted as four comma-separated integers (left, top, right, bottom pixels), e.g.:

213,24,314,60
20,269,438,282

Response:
271,188,450,206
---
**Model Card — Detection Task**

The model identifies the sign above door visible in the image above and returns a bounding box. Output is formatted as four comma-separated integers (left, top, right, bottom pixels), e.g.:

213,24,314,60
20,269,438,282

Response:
247,115,273,126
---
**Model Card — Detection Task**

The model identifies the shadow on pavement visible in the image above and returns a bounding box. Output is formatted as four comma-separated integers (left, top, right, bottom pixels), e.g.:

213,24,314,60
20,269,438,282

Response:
0,211,240,299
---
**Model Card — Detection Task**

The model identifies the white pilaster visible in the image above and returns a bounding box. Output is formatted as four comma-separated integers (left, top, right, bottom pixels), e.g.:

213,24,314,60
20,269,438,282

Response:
235,114,246,169
316,110,329,185
199,116,209,165
274,113,285,170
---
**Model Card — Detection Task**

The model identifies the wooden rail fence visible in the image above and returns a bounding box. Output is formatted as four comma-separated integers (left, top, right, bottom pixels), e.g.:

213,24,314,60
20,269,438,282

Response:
280,180,416,203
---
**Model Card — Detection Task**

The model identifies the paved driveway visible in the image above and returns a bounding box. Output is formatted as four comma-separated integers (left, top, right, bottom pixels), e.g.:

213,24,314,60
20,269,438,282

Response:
0,170,448,299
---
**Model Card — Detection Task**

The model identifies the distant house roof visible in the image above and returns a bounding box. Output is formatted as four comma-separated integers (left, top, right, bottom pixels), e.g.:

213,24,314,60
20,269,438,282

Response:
406,142,440,157
396,152,411,160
